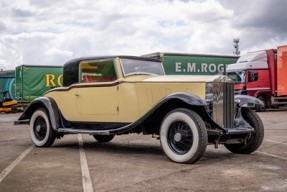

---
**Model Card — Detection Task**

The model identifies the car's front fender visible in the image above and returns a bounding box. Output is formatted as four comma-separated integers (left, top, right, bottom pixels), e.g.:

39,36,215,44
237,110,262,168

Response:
17,97,60,130
163,92,207,106
235,95,264,108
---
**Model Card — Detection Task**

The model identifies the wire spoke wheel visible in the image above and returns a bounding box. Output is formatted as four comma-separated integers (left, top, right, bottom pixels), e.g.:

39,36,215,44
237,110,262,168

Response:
34,117,48,141
167,121,193,155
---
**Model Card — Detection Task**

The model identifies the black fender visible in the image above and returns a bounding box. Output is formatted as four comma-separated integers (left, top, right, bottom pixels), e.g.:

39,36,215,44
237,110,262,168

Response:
18,97,60,130
144,92,208,123
150,92,221,129
234,95,264,108
163,92,207,106
232,95,263,129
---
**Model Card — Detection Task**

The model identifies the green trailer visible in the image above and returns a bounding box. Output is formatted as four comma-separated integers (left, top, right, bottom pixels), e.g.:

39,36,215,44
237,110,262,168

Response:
143,52,239,75
0,70,15,100
15,65,63,107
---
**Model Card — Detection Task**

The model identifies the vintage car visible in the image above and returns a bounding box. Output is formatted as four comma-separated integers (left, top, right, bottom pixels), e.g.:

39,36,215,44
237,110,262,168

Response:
16,56,264,164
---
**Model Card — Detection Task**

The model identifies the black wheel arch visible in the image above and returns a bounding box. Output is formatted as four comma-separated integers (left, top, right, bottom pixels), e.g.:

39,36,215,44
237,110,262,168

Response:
235,95,264,109
18,97,60,131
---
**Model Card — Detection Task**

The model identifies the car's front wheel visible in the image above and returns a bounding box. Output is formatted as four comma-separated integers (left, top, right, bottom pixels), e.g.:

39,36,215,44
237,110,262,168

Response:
160,108,207,164
30,109,56,147
93,135,115,143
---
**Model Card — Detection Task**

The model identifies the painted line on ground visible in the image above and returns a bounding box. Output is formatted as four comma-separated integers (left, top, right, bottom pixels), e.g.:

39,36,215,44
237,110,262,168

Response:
78,134,94,192
265,140,287,146
0,145,34,183
256,151,287,161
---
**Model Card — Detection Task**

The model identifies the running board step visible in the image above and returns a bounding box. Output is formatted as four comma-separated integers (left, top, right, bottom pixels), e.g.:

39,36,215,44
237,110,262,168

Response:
58,128,111,135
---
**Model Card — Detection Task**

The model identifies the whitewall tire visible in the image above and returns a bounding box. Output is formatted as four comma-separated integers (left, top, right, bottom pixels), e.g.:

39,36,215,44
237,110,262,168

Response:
30,109,56,147
160,108,207,164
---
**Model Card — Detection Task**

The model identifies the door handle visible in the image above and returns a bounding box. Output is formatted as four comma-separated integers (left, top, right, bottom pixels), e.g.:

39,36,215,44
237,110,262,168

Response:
75,93,80,97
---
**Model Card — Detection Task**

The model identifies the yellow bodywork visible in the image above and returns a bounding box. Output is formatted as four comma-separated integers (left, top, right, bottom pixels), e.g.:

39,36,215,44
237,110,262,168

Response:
45,75,208,123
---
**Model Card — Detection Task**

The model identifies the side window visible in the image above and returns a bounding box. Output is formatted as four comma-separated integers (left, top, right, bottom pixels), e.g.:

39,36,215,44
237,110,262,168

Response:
79,60,117,83
248,70,258,82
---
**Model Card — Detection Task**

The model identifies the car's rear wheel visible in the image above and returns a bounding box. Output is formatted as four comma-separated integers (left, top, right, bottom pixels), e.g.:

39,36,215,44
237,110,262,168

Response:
30,109,56,147
225,108,264,154
93,135,115,143
160,108,207,164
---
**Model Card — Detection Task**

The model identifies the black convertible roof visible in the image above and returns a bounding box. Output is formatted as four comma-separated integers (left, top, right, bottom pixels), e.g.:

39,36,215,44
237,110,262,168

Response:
63,55,159,68
62,56,160,86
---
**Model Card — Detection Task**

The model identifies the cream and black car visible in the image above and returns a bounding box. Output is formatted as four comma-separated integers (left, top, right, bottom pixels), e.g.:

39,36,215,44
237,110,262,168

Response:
16,56,264,164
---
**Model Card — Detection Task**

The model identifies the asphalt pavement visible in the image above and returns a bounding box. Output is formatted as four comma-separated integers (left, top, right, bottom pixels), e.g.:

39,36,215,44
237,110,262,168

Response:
0,110,287,192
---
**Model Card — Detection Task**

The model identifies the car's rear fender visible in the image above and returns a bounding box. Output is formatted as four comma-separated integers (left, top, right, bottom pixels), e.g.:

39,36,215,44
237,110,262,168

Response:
17,97,60,130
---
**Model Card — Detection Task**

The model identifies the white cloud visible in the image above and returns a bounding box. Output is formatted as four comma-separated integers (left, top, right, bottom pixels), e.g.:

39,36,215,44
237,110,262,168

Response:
45,48,73,58
0,0,286,70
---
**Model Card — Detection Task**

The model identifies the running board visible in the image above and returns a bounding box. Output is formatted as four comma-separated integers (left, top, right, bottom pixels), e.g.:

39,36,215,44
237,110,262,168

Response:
14,120,29,125
58,128,111,135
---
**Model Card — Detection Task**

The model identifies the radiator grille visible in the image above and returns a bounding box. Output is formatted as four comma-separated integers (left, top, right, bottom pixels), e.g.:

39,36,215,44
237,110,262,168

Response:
212,76,234,128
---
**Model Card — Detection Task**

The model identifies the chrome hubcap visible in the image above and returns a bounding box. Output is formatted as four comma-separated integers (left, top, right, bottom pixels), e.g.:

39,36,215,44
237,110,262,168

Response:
36,125,41,133
174,132,182,142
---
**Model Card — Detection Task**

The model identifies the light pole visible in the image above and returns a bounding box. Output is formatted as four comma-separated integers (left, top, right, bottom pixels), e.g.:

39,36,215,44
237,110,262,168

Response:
233,38,240,56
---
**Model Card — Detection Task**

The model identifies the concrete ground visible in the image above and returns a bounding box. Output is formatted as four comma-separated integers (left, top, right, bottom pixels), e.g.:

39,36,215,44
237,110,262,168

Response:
0,109,287,192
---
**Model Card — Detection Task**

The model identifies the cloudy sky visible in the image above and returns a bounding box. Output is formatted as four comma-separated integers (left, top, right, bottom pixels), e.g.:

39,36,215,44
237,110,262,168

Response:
1,0,287,70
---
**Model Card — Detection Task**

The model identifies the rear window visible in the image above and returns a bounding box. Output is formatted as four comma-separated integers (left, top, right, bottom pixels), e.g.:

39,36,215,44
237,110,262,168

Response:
79,59,117,83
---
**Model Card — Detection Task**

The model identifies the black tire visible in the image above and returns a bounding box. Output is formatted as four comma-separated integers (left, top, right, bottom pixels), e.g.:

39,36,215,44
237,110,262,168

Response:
160,108,207,164
255,96,267,112
93,135,115,143
30,108,56,147
225,108,264,154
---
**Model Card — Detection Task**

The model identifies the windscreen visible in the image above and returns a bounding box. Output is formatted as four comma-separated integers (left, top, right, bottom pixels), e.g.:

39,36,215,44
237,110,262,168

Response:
120,59,165,76
227,71,246,84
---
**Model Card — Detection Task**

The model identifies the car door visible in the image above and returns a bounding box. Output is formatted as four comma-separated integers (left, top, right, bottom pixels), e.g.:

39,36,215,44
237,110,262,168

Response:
75,86,119,116
75,59,119,118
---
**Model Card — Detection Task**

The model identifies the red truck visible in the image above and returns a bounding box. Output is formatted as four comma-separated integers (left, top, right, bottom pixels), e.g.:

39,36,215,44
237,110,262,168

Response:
226,45,287,111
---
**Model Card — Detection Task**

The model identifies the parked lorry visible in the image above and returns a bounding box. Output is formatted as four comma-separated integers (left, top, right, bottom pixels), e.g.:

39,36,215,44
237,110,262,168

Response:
226,45,287,111
15,65,63,107
143,52,238,76
0,70,15,100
